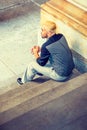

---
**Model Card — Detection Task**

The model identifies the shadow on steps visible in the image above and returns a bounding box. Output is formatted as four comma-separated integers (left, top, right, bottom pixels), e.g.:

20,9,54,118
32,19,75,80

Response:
0,72,87,130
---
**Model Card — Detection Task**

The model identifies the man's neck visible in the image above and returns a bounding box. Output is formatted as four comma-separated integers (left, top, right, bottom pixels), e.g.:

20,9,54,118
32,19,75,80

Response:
48,32,55,38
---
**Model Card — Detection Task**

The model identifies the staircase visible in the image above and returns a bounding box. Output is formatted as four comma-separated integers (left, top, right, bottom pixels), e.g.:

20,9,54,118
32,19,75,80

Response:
0,69,87,130
0,0,87,129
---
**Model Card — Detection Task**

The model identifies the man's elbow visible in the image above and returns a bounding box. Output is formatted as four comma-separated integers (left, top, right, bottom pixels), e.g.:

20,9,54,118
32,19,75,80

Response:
37,60,46,66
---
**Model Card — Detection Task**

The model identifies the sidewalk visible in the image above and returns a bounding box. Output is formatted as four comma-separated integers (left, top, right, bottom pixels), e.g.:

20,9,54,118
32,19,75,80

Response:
0,0,47,88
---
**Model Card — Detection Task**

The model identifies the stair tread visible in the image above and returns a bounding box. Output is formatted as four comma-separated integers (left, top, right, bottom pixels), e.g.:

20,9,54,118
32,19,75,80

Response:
0,72,87,125
0,76,50,101
0,79,62,112
0,68,80,97
0,69,81,112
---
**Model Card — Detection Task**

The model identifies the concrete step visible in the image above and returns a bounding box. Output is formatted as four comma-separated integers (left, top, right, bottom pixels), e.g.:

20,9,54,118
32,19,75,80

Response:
0,81,87,130
0,0,48,21
0,69,80,111
0,70,86,125
0,1,38,21
0,68,80,95
0,0,47,9
0,79,62,113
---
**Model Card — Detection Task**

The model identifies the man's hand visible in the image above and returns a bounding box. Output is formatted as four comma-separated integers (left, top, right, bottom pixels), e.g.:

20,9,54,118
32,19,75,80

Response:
31,46,40,59
31,46,40,54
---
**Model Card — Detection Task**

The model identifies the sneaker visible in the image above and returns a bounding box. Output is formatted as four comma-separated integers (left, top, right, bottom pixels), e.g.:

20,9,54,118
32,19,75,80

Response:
17,78,23,85
37,72,43,76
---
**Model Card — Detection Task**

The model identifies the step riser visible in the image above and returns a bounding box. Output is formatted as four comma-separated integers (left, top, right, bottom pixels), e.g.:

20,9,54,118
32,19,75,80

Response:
0,80,62,112
0,69,80,112
0,73,87,125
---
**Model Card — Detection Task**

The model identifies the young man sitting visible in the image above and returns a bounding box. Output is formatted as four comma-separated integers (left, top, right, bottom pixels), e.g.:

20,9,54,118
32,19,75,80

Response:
17,21,74,85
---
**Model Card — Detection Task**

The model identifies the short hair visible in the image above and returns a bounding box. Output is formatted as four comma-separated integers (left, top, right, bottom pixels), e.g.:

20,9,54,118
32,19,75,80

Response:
42,21,57,33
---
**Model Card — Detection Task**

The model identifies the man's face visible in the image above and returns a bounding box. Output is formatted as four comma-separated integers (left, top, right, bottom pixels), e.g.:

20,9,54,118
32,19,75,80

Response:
41,28,48,38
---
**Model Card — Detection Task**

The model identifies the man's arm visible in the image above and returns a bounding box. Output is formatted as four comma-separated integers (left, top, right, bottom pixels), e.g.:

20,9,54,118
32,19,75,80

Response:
31,44,50,66
36,45,50,66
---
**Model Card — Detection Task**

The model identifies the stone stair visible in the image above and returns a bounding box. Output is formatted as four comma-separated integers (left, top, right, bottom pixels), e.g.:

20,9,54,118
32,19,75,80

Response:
0,69,87,129
0,0,48,21
0,0,87,129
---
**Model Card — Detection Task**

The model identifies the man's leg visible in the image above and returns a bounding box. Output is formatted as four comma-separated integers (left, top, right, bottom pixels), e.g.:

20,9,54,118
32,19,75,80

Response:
21,61,67,83
22,61,50,83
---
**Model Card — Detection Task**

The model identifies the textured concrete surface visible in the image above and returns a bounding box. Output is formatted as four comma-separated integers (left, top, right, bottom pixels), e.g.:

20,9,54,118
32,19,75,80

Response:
0,1,87,129
0,0,47,9
0,0,47,88
0,81,87,130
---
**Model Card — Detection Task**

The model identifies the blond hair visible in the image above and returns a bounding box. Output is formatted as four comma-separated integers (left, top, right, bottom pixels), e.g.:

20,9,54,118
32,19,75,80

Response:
42,21,57,33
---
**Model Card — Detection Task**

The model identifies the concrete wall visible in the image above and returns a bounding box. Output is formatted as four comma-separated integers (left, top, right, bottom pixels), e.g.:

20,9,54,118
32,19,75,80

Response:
67,0,87,10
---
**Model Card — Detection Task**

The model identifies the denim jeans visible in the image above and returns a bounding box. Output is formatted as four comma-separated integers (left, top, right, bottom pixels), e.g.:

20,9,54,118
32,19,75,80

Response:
21,61,68,83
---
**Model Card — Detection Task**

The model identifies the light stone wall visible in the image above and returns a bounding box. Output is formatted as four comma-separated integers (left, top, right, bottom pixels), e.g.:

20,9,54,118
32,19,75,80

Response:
66,0,87,10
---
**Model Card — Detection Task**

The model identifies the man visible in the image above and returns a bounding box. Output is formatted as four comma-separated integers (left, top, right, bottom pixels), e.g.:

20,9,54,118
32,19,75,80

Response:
17,21,74,85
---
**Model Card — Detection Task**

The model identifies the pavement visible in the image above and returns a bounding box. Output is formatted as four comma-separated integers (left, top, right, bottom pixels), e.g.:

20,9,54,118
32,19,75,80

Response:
0,0,47,89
